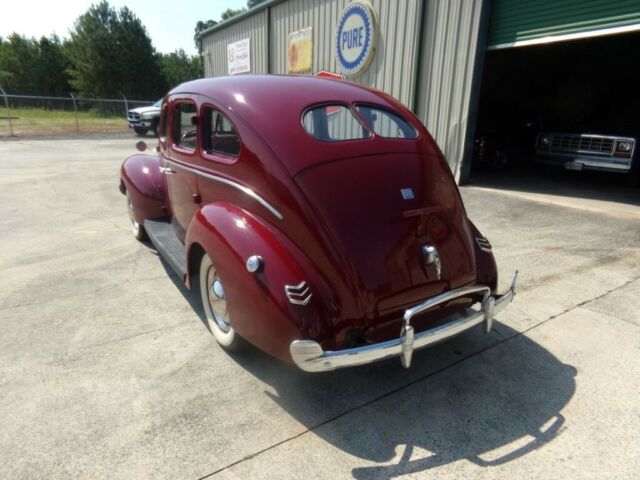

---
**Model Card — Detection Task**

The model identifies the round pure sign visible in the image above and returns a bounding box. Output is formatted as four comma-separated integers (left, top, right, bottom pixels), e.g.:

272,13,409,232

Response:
335,1,377,77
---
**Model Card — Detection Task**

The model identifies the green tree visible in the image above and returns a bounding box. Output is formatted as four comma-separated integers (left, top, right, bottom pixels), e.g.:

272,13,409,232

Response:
65,1,163,99
194,19,217,55
0,33,39,93
221,8,246,20
0,33,70,95
36,35,71,96
159,49,202,89
194,0,267,57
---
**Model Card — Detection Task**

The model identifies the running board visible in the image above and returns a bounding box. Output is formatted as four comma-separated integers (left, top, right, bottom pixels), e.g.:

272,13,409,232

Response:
144,219,187,279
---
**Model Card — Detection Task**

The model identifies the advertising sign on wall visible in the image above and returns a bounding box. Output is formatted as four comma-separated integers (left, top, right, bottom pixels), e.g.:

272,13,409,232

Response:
288,27,313,73
335,1,377,77
227,38,251,75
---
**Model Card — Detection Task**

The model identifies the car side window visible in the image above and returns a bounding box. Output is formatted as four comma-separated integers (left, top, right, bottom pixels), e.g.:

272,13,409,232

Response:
356,105,418,139
303,105,371,141
173,102,197,150
203,107,240,157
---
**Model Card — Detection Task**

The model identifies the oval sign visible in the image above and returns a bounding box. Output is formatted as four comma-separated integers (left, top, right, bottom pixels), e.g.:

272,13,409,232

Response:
335,1,377,77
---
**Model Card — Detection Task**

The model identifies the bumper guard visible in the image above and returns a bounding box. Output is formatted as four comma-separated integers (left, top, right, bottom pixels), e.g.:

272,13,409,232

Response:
290,271,518,372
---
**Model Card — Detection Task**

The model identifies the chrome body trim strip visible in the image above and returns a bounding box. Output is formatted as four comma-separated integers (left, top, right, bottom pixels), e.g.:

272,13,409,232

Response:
290,271,518,372
163,158,283,220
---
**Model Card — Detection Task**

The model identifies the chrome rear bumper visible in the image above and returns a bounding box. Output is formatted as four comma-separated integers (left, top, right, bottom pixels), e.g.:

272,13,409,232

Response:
290,272,518,372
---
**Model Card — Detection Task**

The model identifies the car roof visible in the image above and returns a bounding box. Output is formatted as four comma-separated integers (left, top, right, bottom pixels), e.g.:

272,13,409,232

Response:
168,75,433,175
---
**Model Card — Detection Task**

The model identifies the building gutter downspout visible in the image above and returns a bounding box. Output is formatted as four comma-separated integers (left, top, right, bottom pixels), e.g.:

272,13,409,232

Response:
410,0,426,114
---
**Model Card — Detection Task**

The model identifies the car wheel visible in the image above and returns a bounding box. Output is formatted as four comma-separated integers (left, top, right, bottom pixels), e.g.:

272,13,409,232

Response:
199,254,243,350
126,191,147,241
151,119,159,138
134,126,148,136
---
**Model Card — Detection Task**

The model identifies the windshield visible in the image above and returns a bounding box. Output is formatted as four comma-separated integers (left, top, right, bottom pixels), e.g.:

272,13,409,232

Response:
153,99,162,108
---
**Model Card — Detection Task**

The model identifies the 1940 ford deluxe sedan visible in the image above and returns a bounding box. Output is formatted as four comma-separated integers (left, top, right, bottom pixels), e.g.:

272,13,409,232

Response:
120,75,517,372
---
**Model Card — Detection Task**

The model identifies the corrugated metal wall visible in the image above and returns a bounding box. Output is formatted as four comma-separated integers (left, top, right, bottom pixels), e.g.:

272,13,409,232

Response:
269,0,420,108
201,9,269,77
201,0,487,179
415,0,487,179
203,0,420,109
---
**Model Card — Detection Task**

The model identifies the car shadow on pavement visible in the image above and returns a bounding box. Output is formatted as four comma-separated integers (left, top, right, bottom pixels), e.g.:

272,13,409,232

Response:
155,250,576,477
152,251,208,323
228,326,576,478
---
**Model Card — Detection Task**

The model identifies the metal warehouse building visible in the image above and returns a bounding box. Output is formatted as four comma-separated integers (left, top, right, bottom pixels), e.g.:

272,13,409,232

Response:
200,0,640,183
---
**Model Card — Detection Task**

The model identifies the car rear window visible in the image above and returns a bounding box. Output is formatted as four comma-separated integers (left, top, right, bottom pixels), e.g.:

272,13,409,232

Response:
303,105,370,141
356,105,418,139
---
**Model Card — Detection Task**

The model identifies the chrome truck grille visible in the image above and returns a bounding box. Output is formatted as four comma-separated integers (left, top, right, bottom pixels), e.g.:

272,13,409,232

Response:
551,134,614,155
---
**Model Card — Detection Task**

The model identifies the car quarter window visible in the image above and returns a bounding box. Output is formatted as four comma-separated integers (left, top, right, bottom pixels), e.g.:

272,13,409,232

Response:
303,105,370,141
173,102,197,150
355,105,418,139
203,107,240,157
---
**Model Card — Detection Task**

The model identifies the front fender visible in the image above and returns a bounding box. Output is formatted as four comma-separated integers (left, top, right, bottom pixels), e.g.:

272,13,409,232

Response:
120,154,166,223
185,202,336,362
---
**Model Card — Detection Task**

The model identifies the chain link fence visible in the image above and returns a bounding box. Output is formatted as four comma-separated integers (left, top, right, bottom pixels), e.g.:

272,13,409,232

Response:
0,88,155,137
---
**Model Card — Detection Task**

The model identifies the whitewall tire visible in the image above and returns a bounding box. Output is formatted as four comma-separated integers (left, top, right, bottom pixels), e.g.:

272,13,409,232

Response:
199,254,242,350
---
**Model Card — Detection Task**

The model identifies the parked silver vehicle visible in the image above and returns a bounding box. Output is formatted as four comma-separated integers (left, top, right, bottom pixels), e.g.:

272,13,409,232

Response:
535,132,638,182
127,99,161,136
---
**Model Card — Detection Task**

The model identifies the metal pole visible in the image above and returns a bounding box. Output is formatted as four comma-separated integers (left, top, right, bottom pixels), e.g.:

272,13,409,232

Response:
69,93,79,133
122,94,129,117
0,87,14,137
411,1,426,114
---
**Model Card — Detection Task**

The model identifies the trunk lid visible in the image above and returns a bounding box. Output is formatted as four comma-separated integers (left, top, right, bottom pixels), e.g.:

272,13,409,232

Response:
295,152,477,322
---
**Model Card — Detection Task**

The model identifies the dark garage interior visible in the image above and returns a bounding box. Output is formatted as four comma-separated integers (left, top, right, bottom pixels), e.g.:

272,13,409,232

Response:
470,30,640,197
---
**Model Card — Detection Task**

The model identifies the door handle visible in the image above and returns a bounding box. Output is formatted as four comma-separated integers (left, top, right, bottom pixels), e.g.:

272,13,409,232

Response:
160,166,175,175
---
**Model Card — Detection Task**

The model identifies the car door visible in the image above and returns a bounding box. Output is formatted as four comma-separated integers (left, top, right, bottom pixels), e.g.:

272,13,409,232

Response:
164,97,200,242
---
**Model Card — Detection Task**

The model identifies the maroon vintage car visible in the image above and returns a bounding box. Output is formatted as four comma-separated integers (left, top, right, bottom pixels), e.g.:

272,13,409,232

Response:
120,75,517,372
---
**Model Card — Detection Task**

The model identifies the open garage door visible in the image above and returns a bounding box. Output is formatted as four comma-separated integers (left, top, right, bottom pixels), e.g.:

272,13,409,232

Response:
488,0,640,49
471,26,640,214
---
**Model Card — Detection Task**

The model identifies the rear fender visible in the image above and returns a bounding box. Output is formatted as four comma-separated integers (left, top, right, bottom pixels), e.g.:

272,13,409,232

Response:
120,154,166,223
185,202,336,362
468,220,498,293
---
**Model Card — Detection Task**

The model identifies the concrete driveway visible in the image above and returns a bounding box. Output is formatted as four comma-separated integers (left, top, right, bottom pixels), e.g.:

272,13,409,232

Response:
1,137,639,479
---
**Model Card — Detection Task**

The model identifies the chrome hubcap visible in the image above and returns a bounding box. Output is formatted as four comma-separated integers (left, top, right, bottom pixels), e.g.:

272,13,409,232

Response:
207,267,231,332
212,280,224,299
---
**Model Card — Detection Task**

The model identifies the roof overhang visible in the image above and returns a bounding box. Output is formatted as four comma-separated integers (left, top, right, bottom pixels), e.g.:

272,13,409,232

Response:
487,22,640,50
198,0,287,39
